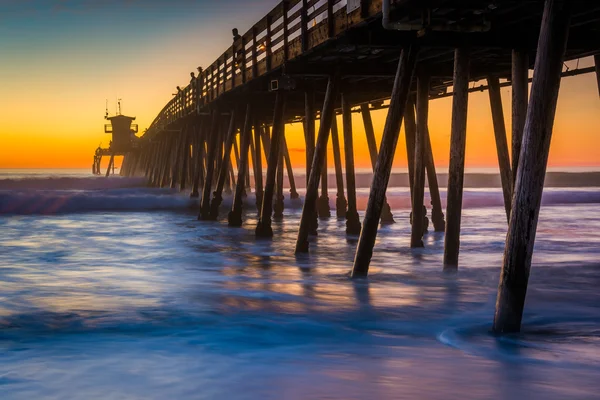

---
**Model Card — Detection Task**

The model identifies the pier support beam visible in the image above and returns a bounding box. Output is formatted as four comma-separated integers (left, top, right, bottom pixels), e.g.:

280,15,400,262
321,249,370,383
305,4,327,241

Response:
304,90,318,236
512,50,529,187
494,0,571,333
105,154,115,177
295,73,340,253
488,76,513,221
282,136,299,199
317,152,331,219
274,137,285,219
198,109,220,220
342,94,361,235
331,117,347,218
404,99,417,200
179,125,191,192
170,130,183,189
410,74,430,248
351,47,418,276
191,123,205,198
229,105,252,227
361,104,394,224
443,48,471,269
254,123,264,210
256,93,286,237
425,127,445,232
210,110,237,220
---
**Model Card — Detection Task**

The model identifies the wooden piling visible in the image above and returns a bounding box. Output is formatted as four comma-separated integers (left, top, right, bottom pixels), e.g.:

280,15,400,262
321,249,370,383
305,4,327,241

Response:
304,89,318,236
351,46,419,276
256,93,286,237
512,50,529,187
488,75,513,221
295,73,340,253
198,109,220,220
404,99,417,199
331,117,347,218
317,151,331,219
170,131,183,189
361,104,394,224
191,123,205,198
210,110,237,220
410,74,430,248
282,136,299,199
274,140,285,219
342,94,361,235
443,48,471,269
254,123,264,210
229,105,252,227
105,154,115,177
425,127,445,232
179,125,191,191
494,0,571,333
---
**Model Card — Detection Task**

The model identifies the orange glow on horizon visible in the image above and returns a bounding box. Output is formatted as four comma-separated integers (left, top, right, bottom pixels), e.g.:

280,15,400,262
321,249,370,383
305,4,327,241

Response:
1,65,599,171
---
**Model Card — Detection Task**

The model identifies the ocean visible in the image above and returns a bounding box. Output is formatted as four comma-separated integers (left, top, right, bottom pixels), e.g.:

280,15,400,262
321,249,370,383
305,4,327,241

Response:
1,168,599,399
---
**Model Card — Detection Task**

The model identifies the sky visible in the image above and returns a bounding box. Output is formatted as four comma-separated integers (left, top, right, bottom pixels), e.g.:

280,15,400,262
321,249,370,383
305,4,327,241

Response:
0,0,599,171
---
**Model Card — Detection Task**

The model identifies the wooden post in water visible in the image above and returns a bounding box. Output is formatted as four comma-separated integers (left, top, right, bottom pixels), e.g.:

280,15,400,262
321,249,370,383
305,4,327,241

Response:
317,152,331,219
295,73,340,253
304,89,318,236
512,50,529,187
198,109,220,220
494,0,571,333
170,131,183,189
282,136,299,199
350,46,419,276
488,76,513,221
179,125,191,191
331,117,347,218
404,99,417,199
210,110,237,220
443,48,471,269
254,122,264,210
425,127,445,232
256,93,286,237
191,123,205,198
361,104,394,224
274,136,285,219
410,74,429,248
160,136,175,187
229,105,253,227
105,154,115,177
342,93,361,235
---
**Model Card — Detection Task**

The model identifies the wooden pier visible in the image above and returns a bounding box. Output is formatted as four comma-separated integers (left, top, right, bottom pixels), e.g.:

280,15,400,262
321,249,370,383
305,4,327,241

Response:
119,0,600,333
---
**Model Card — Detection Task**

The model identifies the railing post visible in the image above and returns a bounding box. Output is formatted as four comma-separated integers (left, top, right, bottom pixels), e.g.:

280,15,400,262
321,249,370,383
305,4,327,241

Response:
266,15,273,72
327,0,334,38
252,27,258,79
241,36,247,84
301,0,308,52
283,0,290,62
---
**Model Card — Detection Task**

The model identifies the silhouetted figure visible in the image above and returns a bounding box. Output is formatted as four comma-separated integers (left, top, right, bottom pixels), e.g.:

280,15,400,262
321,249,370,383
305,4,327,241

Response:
232,28,241,41
232,28,244,68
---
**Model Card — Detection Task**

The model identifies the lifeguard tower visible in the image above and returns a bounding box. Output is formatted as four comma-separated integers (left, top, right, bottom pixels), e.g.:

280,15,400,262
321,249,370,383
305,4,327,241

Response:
92,100,139,176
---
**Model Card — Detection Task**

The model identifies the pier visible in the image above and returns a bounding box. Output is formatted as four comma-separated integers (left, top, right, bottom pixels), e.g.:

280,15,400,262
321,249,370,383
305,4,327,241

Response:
118,0,600,334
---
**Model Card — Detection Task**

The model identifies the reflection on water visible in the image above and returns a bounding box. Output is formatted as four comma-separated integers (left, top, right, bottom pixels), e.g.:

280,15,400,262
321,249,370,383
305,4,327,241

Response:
0,194,599,398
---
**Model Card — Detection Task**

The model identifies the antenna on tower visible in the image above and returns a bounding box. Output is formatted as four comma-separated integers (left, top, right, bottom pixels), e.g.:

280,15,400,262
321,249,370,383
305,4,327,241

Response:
105,99,109,119
117,99,122,115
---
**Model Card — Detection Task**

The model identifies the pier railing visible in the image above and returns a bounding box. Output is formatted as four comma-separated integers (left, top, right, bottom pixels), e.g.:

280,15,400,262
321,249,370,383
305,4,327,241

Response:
146,0,381,137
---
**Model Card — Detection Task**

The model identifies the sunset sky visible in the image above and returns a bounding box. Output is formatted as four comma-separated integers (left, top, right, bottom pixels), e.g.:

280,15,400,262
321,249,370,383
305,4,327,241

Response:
1,0,598,171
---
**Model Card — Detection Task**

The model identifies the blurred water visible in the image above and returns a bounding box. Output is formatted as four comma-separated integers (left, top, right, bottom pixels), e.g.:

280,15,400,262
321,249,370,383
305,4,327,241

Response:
0,173,599,399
